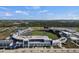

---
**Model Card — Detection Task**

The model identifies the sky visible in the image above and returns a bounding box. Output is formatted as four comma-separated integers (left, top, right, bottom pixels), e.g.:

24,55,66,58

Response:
0,6,79,20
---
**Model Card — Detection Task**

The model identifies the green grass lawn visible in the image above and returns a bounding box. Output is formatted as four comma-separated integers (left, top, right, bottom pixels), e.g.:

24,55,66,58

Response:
32,30,58,39
76,27,79,32
31,27,44,30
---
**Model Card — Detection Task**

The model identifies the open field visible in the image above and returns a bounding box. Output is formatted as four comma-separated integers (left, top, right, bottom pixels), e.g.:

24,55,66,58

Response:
62,40,79,48
0,27,16,39
31,27,44,30
76,27,79,32
32,30,58,39
0,26,58,40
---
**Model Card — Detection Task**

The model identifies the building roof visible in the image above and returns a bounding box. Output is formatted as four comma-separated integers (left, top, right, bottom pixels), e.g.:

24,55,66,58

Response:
12,34,50,41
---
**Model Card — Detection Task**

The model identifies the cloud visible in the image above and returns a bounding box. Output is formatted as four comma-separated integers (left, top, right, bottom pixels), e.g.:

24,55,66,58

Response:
32,6,40,9
61,10,79,19
44,10,79,20
15,10,29,15
4,12,12,16
39,10,48,14
0,12,13,17
0,7,9,10
15,10,23,13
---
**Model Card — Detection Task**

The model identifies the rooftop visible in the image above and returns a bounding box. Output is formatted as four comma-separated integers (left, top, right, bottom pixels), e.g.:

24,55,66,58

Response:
12,34,50,41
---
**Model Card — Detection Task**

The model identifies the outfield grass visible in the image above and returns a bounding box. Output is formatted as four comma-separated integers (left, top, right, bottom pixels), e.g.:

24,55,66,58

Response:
32,30,58,39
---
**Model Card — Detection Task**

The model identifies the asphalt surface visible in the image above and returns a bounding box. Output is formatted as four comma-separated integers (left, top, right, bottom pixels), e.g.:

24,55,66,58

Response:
0,48,79,53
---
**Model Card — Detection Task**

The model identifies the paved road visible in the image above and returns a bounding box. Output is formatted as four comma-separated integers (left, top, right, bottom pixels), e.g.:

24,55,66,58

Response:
0,48,79,53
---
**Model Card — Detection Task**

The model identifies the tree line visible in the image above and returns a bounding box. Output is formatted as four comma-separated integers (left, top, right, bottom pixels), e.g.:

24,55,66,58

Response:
0,20,79,27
